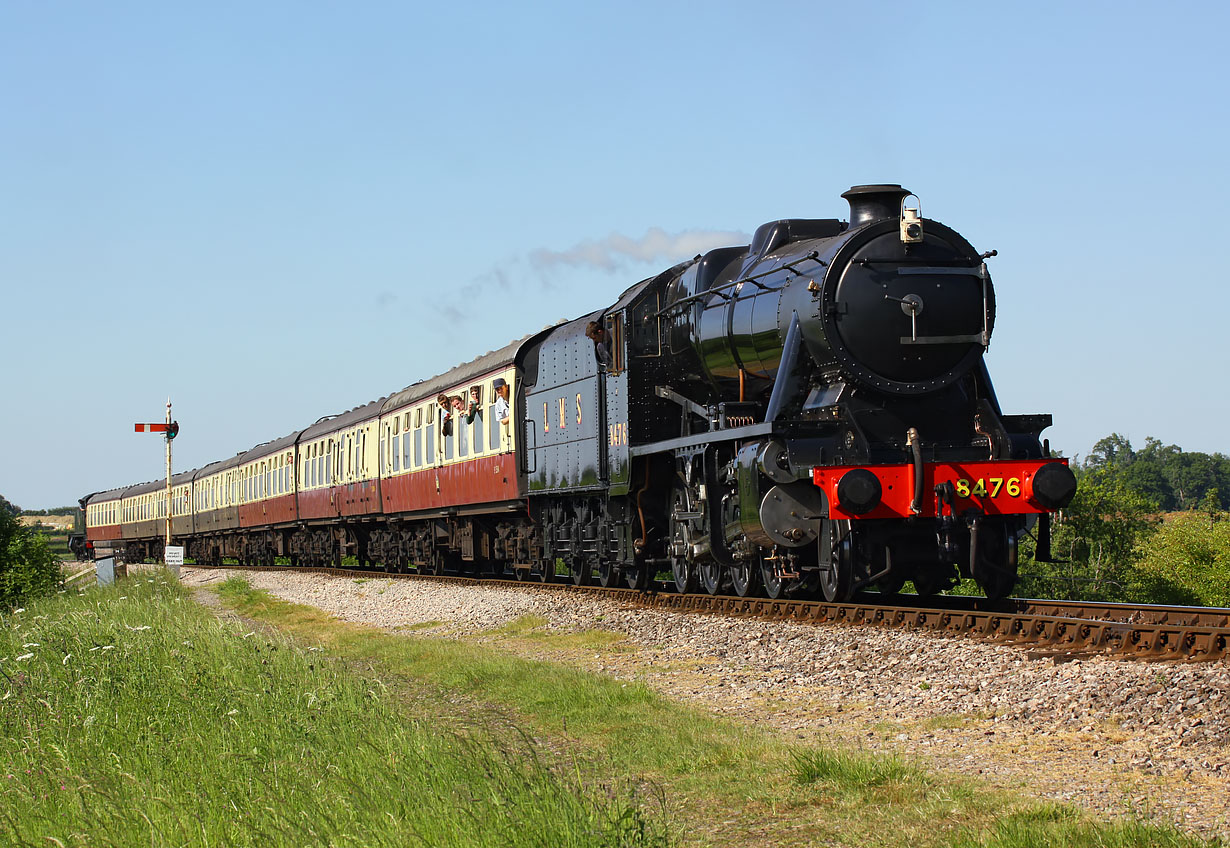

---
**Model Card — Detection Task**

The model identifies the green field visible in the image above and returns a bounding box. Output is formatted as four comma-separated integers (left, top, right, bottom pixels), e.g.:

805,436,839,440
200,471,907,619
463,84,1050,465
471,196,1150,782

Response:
0,578,1218,847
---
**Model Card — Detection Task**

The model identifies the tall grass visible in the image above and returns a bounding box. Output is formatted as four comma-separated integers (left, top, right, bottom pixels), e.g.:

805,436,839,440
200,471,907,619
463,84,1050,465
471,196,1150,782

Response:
0,578,667,847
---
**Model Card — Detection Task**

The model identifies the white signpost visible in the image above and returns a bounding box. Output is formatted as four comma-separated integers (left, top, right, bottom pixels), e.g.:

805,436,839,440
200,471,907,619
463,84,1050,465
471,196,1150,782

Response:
165,545,184,577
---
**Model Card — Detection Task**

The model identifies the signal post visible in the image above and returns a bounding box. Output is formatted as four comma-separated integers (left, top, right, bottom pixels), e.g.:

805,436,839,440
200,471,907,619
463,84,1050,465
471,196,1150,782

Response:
135,400,181,575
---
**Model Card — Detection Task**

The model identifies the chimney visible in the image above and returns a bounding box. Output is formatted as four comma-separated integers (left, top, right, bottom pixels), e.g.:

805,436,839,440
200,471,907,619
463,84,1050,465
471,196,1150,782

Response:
841,184,911,227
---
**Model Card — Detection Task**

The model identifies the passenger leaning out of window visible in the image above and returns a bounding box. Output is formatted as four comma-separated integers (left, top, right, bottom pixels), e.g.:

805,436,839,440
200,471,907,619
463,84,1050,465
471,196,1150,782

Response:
437,394,453,437
585,321,612,368
492,378,510,427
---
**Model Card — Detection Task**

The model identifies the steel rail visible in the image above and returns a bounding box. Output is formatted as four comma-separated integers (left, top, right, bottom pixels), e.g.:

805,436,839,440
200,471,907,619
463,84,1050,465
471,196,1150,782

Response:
185,564,1230,662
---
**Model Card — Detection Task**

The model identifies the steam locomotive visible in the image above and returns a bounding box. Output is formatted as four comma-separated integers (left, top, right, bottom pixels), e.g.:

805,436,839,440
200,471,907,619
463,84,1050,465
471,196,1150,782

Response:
83,184,1075,601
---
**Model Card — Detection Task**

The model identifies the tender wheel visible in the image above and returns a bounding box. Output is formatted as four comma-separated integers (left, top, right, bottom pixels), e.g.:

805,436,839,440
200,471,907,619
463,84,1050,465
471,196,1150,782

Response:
570,557,592,586
730,556,762,598
597,560,622,588
624,562,650,590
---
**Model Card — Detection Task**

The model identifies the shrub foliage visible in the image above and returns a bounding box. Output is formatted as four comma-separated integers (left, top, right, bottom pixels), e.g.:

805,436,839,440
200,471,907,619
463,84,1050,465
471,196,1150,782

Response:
0,507,61,610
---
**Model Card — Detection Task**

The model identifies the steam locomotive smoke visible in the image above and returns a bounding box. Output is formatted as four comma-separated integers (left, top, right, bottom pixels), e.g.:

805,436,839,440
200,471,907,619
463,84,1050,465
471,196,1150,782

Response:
530,227,750,272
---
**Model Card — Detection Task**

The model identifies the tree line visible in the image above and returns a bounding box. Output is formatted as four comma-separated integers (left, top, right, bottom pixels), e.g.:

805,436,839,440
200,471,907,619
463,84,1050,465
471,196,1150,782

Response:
1019,434,1230,606
1081,433,1228,511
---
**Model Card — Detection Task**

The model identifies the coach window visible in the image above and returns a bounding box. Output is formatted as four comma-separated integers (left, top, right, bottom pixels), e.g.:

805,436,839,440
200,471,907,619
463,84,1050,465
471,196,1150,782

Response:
490,387,502,453
392,419,401,473
414,412,423,468
471,385,485,453
406,415,414,470
407,417,416,471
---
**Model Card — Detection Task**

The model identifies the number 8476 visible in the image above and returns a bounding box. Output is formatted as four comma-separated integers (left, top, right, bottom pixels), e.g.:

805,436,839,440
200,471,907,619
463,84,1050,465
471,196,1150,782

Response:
953,477,1021,499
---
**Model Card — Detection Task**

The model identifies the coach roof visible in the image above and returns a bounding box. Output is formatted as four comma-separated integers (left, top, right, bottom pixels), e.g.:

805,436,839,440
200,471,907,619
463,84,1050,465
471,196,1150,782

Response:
381,332,544,414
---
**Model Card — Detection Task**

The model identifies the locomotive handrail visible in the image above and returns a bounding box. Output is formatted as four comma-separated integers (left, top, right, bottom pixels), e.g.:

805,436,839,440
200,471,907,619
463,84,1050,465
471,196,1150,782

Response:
896,266,982,276
628,421,776,457
652,251,825,318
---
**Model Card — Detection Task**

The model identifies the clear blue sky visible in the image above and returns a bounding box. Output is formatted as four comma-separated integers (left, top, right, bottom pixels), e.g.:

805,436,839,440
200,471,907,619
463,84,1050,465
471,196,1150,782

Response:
3,1,1228,509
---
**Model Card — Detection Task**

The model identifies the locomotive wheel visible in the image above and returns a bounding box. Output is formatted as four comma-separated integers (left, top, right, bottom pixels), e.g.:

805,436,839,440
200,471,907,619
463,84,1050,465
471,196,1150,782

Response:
795,569,822,599
818,537,854,603
538,559,555,583
698,562,727,596
669,486,700,593
597,560,622,588
761,559,786,599
730,557,762,598
973,525,1018,601
911,567,952,598
877,576,906,595
671,557,698,594
570,557,593,586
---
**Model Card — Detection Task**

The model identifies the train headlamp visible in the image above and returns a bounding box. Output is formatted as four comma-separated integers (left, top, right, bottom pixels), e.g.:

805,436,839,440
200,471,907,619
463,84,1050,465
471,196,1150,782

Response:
901,205,924,244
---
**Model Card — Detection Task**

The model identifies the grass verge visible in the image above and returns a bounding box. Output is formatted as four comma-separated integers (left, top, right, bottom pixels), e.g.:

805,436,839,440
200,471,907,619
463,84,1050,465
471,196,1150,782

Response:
0,578,667,847
215,577,1218,848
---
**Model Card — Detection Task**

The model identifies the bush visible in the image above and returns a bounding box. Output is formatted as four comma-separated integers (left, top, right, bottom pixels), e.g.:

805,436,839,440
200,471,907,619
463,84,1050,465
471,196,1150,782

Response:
0,507,61,610
1016,474,1159,601
1129,512,1230,607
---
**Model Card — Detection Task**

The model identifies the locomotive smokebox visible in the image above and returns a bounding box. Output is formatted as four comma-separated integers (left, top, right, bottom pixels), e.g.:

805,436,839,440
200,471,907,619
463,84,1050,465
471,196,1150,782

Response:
842,184,912,227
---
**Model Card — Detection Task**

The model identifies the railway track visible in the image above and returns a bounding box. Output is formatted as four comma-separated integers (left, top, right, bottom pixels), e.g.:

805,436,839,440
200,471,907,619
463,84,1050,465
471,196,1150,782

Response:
185,563,1230,662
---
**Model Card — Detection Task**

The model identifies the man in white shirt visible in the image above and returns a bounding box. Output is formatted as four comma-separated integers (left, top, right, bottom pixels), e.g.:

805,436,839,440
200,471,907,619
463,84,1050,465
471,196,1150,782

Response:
493,378,510,429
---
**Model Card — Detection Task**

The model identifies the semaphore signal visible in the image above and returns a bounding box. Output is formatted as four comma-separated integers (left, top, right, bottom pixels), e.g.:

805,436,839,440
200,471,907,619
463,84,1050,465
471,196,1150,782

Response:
134,422,179,437
134,400,180,570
